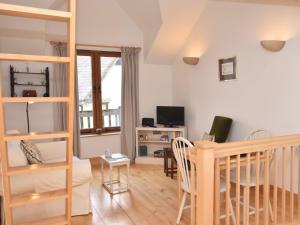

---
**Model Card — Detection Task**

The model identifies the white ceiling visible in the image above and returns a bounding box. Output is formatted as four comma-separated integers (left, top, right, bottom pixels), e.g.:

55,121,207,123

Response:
114,0,162,61
115,0,300,64
115,0,207,64
2,0,300,64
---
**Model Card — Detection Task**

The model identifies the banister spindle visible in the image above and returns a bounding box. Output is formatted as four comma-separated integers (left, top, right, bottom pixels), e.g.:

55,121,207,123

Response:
214,158,220,225
263,150,270,225
236,154,241,225
290,146,294,222
282,146,286,224
255,151,260,225
245,153,251,225
273,148,278,225
226,156,230,225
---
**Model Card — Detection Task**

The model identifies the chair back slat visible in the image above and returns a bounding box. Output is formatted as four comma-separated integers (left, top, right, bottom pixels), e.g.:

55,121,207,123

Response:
173,137,194,192
244,129,273,181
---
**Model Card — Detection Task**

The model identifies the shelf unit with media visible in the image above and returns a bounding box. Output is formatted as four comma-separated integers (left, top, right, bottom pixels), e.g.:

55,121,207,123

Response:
135,126,187,164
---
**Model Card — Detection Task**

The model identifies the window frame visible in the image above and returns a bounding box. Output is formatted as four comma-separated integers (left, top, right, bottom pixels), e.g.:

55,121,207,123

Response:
77,49,121,135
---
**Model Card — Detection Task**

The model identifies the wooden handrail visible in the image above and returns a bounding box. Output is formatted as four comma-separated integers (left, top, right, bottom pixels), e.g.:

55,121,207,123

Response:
189,134,300,225
193,134,300,158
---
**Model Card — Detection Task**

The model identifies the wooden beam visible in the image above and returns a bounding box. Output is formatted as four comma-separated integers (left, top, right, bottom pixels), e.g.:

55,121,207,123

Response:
4,131,69,141
16,215,67,225
0,53,70,63
10,189,68,207
0,3,71,22
1,97,69,103
8,162,69,176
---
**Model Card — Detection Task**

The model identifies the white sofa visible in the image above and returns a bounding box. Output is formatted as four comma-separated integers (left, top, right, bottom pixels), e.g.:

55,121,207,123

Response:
0,138,92,224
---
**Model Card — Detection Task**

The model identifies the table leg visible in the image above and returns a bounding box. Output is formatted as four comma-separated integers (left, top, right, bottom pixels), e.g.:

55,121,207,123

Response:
109,165,113,194
117,167,120,182
126,162,129,190
101,158,104,185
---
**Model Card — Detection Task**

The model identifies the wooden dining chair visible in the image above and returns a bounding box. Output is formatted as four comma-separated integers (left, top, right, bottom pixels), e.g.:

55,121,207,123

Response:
164,147,177,179
173,137,236,225
230,129,273,225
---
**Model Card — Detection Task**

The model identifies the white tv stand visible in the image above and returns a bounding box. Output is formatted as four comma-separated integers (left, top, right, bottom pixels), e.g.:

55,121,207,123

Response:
135,126,187,164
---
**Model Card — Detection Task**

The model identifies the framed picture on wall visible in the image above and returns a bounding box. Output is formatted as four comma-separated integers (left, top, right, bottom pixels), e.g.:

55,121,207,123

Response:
218,56,237,81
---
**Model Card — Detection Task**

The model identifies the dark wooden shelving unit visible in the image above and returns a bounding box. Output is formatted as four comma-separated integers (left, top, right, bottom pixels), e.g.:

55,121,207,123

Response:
10,65,50,97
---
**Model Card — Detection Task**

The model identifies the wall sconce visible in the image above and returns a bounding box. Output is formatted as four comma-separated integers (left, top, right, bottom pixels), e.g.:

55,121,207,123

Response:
260,40,286,52
183,57,199,65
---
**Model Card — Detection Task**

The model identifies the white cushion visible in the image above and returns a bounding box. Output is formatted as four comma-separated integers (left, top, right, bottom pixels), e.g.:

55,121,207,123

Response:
6,130,28,167
36,141,67,161
20,141,43,164
34,157,92,193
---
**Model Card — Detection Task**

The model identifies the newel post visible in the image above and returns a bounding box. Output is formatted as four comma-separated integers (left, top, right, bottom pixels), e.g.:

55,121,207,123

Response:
190,141,216,225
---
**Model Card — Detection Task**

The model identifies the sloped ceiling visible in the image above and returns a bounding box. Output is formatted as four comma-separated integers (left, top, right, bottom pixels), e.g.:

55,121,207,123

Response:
114,0,162,62
115,0,207,64
115,0,300,64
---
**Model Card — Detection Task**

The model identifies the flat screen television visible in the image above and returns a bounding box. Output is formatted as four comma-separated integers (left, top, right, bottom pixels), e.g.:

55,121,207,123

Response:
156,106,184,127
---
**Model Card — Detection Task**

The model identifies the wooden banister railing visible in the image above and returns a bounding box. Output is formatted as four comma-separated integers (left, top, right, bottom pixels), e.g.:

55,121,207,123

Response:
189,135,300,225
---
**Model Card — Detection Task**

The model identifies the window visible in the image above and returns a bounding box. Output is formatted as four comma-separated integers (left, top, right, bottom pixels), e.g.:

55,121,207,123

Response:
77,50,122,134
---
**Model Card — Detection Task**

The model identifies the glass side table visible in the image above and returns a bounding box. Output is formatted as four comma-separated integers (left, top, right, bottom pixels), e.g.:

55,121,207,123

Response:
100,153,130,195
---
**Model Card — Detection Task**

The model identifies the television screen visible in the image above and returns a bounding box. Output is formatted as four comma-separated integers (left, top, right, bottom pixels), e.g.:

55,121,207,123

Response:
156,106,184,126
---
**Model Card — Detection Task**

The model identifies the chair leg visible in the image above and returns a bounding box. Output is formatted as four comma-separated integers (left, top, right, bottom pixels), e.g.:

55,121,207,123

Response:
171,158,174,179
166,159,169,176
176,192,187,224
229,199,237,225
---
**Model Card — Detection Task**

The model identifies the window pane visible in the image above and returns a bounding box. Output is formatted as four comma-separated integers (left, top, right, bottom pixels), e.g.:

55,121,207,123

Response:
100,56,121,128
77,55,94,129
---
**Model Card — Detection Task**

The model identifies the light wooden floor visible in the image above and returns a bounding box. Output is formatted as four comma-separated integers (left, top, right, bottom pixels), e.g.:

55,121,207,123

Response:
71,159,300,225
72,159,189,225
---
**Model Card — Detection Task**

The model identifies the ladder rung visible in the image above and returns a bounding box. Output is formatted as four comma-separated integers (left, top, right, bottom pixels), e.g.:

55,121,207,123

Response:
10,189,67,207
0,3,71,22
8,162,68,176
0,53,70,63
1,97,69,103
16,215,67,225
4,131,69,141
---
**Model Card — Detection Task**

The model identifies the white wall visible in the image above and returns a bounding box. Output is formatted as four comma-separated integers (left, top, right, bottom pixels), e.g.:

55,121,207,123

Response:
173,1,300,141
172,1,300,192
0,0,173,158
0,16,55,133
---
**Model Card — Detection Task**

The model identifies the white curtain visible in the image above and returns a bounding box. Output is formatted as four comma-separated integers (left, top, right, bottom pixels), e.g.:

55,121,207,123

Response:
121,47,140,161
52,42,81,157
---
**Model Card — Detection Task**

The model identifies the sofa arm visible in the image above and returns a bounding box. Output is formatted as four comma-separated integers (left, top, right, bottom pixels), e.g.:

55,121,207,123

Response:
36,141,67,162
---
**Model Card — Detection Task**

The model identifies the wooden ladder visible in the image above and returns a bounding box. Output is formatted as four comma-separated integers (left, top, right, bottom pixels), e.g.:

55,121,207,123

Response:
0,1,76,225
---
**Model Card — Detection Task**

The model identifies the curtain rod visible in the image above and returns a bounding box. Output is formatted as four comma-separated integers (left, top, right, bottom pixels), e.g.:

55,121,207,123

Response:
50,41,141,49
49,41,66,45
76,43,141,49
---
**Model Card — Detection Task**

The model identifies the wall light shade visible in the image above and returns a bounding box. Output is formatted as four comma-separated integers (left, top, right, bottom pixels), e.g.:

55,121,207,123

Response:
183,57,199,65
260,40,286,52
